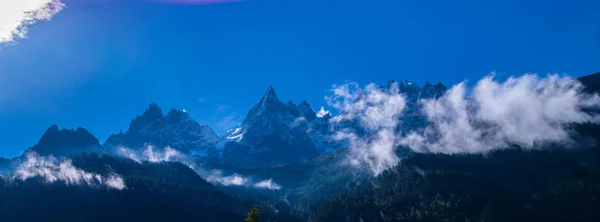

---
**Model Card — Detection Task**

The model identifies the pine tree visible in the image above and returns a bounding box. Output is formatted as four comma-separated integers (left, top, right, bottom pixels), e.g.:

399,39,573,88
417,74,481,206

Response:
245,205,260,222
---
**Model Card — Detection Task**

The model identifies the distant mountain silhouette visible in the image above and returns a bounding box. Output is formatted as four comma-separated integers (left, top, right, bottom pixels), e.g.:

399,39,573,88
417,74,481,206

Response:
24,125,102,157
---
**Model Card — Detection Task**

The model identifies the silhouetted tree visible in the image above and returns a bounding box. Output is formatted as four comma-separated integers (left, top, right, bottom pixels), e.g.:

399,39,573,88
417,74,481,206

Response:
245,205,260,222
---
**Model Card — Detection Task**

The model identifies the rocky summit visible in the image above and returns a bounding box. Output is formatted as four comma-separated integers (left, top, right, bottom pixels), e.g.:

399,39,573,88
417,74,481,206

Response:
104,103,220,156
217,86,323,165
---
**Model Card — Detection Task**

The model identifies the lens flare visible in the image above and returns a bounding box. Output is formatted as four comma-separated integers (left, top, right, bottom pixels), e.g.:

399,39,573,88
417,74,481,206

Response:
0,0,64,43
154,0,241,4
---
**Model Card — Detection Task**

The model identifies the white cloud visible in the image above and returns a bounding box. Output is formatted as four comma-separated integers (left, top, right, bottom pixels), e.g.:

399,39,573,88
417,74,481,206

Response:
206,170,248,186
316,106,331,118
103,174,126,190
0,0,64,43
327,82,405,175
290,116,307,128
206,171,282,191
117,146,142,163
401,73,600,153
328,83,405,130
12,152,126,190
117,145,183,163
327,73,600,175
144,145,182,163
254,178,282,190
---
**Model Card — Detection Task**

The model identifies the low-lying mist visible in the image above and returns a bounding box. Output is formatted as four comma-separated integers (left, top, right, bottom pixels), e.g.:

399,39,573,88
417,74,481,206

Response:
9,152,126,190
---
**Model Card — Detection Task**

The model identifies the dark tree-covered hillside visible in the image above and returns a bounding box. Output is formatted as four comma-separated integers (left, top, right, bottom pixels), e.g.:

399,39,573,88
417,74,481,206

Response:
313,124,600,222
0,153,300,222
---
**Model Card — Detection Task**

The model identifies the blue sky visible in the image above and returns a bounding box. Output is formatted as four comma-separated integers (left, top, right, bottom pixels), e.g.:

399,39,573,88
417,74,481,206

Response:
0,0,598,157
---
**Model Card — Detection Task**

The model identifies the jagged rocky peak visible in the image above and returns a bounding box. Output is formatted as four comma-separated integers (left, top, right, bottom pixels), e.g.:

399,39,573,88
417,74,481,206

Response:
244,86,286,121
421,81,437,98
298,100,317,122
400,80,420,95
261,85,279,104
298,100,311,109
385,79,417,93
423,81,433,88
143,102,164,119
129,102,164,132
287,100,296,107
220,86,321,165
385,79,448,98
433,82,448,97
27,125,101,157
166,108,191,123
105,102,219,154
434,82,447,91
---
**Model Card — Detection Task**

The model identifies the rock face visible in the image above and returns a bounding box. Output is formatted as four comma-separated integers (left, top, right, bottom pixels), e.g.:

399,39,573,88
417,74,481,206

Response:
218,87,323,166
394,80,447,134
24,125,102,157
105,103,219,157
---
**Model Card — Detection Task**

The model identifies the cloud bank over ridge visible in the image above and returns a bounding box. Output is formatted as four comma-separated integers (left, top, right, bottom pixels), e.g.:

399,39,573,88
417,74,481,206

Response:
327,82,406,175
328,73,600,175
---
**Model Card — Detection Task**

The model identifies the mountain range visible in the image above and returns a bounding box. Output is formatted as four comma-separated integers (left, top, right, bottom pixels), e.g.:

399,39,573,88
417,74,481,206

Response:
1,72,599,222
11,78,450,167
104,103,220,159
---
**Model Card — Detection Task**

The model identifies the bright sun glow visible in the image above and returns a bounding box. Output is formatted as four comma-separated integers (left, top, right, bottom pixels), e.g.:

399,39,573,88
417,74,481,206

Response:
0,0,64,43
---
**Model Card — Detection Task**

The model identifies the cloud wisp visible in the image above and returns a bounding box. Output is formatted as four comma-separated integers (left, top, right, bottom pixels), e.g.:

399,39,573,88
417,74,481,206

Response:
401,74,600,153
328,73,600,175
12,152,126,190
0,0,64,43
117,145,184,163
206,170,248,186
117,146,283,190
205,170,282,190
254,178,282,190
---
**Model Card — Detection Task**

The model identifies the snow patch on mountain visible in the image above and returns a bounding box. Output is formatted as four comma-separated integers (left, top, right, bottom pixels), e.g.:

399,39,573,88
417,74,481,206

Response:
225,127,244,142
